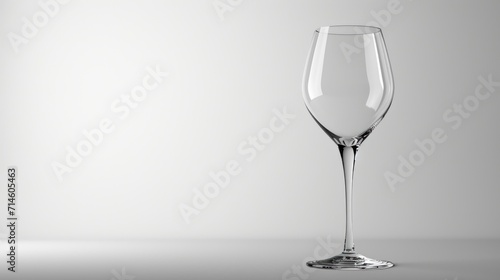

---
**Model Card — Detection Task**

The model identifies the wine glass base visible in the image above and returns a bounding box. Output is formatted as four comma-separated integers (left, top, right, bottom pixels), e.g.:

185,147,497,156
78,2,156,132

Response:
306,253,394,270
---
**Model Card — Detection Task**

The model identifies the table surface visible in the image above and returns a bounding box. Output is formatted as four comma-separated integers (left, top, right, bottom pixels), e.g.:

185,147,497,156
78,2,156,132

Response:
1,238,498,280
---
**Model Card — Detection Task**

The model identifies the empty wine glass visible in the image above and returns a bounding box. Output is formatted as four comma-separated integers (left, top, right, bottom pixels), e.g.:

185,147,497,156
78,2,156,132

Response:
302,25,394,270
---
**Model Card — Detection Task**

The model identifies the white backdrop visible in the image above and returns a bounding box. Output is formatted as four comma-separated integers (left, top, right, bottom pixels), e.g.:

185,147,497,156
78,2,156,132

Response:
0,0,499,241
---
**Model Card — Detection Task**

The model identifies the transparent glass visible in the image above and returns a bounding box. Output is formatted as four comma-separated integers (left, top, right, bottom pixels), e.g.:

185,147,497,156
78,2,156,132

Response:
302,25,394,270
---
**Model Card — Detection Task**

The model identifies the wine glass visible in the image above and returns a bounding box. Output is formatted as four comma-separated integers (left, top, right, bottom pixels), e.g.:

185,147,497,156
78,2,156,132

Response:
302,25,394,270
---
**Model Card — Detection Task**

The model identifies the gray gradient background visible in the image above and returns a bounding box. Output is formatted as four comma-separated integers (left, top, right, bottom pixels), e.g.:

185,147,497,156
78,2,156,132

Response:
0,0,499,279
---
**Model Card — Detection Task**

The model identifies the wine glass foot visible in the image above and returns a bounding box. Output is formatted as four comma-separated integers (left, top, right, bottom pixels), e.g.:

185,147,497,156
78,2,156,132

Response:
306,253,394,270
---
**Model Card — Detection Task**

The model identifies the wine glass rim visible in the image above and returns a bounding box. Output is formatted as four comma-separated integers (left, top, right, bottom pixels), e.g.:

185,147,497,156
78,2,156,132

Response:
315,25,382,35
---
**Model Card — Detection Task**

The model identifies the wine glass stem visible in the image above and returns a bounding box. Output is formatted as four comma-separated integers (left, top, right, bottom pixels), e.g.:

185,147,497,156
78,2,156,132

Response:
339,145,358,254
